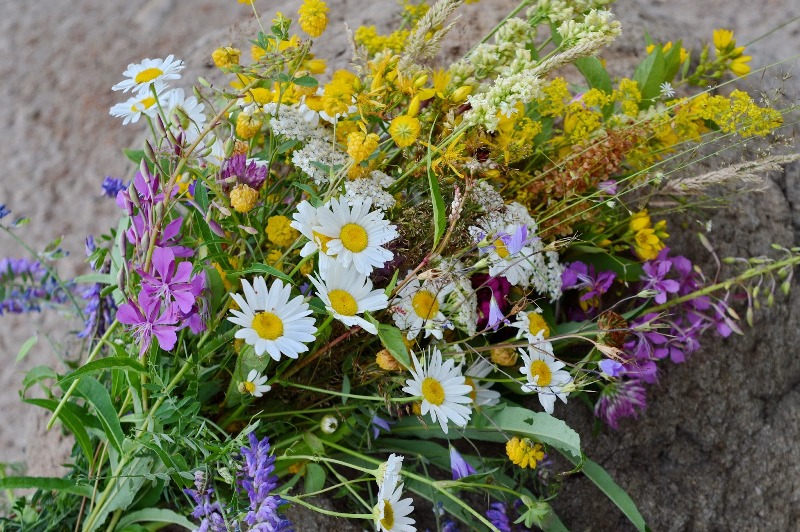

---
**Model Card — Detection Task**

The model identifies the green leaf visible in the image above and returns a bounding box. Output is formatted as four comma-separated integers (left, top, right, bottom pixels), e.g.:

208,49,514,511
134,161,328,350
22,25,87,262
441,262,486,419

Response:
633,47,666,109
72,273,114,285
232,263,293,283
302,431,326,456
16,335,38,363
341,374,351,405
662,40,684,83
292,181,320,202
377,324,411,370
427,167,446,250
22,365,58,395
293,75,318,88
0,476,92,498
194,179,209,213
116,508,195,530
57,357,146,386
75,377,126,455
85,456,153,532
575,57,613,94
563,455,647,532
303,463,326,494
276,139,301,154
24,398,95,464
123,149,146,165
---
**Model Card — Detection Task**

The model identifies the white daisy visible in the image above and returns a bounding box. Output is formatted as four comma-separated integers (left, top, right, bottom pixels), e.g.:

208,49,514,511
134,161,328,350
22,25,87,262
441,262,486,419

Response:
376,453,404,490
112,55,185,93
309,262,388,335
402,347,473,434
291,200,333,258
227,276,317,361
374,478,415,532
163,88,207,133
238,369,271,397
511,308,551,344
518,333,572,414
464,358,501,407
109,89,163,125
314,196,398,276
391,274,453,341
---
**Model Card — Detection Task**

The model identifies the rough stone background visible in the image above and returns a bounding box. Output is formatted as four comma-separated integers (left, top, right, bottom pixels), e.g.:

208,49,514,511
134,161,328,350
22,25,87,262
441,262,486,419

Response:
1,0,798,529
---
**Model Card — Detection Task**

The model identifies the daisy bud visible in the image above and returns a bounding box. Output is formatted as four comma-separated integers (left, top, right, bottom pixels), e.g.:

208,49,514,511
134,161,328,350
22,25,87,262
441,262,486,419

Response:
320,415,339,434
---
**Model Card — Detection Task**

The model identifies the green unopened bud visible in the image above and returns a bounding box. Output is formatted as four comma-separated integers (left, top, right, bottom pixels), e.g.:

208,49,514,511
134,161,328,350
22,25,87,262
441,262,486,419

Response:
746,306,754,327
193,86,204,101
116,267,127,293
781,280,791,296
144,140,156,163
154,202,165,219
722,257,737,264
127,182,141,210
224,137,236,159
767,293,775,307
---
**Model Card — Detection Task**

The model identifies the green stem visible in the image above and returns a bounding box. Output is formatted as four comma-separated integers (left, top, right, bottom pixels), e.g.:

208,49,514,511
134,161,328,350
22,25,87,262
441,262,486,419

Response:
274,455,376,475
46,320,120,430
281,494,373,520
275,380,417,403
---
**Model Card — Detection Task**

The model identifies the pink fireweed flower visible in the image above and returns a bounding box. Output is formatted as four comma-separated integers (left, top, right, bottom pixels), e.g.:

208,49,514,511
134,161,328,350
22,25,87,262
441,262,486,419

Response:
139,246,197,313
117,292,178,356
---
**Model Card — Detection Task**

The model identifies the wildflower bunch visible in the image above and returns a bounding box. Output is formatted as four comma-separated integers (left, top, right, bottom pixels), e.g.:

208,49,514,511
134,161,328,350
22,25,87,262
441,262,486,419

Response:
4,1,798,531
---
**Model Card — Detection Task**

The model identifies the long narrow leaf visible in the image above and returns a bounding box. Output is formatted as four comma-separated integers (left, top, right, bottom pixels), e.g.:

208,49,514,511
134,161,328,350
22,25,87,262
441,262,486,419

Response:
116,508,195,530
24,398,94,464
0,476,92,498
57,356,146,386
75,376,126,455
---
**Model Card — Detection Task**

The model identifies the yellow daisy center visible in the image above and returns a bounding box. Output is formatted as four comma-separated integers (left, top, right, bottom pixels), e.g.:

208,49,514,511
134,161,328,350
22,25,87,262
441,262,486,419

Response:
380,500,395,530
252,311,284,340
340,223,368,253
421,377,445,406
312,231,332,254
243,381,256,394
527,313,550,338
411,290,439,320
529,360,552,387
134,67,164,84
465,376,477,402
494,238,510,258
328,289,358,316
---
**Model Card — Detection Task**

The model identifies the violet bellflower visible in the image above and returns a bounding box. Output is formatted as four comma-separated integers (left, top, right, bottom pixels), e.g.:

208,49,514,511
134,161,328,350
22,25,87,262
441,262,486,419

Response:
101,176,129,198
238,433,293,531
371,414,394,440
77,236,117,338
184,471,228,532
473,274,512,331
449,446,477,480
117,291,178,356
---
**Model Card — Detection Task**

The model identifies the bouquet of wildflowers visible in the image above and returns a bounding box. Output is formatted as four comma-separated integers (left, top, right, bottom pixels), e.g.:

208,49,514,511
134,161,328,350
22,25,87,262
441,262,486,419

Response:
2,0,797,530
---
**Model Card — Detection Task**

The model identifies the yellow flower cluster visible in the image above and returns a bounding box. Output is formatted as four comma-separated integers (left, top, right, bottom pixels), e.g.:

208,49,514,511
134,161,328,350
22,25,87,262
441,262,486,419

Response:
347,131,380,163
322,70,358,118
694,90,782,138
236,113,262,140
389,115,421,148
506,437,545,469
646,41,689,64
212,46,241,69
298,0,329,38
230,184,259,213
612,78,642,117
537,78,571,116
713,29,751,76
266,215,299,247
629,210,668,260
355,26,410,55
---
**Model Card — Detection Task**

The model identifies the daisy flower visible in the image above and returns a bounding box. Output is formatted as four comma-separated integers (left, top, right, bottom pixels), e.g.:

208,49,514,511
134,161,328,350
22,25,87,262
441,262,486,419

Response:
227,276,317,361
109,89,163,125
238,369,271,397
314,196,398,276
512,308,551,343
464,358,501,407
163,88,207,134
309,262,388,335
112,55,185,93
391,274,453,341
402,347,473,434
518,334,572,414
291,200,334,258
374,456,415,532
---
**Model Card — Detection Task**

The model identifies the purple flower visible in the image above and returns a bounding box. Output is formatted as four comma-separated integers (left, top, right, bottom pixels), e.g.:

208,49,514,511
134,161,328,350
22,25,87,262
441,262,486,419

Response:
449,446,477,480
101,177,128,198
640,258,680,304
117,292,178,356
562,261,616,303
77,237,117,339
473,274,512,331
598,359,625,377
184,471,227,532
597,180,617,194
371,415,394,440
483,224,532,256
221,154,268,190
595,378,648,430
239,434,293,531
140,246,197,313
486,295,509,331
0,204,10,219
486,502,512,532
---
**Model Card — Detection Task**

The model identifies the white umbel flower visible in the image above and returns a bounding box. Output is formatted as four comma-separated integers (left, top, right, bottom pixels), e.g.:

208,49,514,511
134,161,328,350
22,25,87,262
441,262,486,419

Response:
374,478,416,532
464,358,501,407
315,196,398,276
238,369,271,398
391,274,453,341
518,333,572,414
112,55,184,93
402,347,473,434
227,277,317,361
309,262,388,335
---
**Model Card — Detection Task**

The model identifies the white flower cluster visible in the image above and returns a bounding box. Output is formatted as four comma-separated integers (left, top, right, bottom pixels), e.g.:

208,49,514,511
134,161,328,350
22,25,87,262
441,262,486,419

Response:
291,136,348,185
463,65,542,131
448,18,532,88
263,102,322,142
558,9,621,45
344,170,396,211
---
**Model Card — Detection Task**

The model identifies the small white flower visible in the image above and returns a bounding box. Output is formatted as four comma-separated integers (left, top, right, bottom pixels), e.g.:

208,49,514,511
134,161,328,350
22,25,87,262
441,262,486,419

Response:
109,89,163,125
238,369,271,397
659,82,675,98
309,262,388,335
320,415,339,434
227,277,318,361
511,308,551,344
402,347,473,434
163,88,206,132
112,55,184,93
314,196,398,276
518,334,572,414
376,453,404,490
464,358,501,407
391,274,454,341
